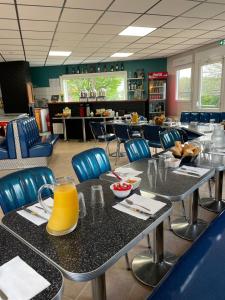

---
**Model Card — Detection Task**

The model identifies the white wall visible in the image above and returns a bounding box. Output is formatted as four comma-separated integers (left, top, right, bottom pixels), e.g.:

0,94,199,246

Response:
167,41,225,118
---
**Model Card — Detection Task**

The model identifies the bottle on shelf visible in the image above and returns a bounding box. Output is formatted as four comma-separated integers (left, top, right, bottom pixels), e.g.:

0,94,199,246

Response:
97,64,101,72
115,64,119,71
76,66,80,74
134,71,138,78
110,65,114,72
104,65,107,72
121,63,124,71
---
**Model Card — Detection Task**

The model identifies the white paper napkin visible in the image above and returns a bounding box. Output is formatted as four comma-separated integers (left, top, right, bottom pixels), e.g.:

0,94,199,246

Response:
0,256,50,300
107,167,143,178
17,198,53,226
113,194,166,220
173,166,209,177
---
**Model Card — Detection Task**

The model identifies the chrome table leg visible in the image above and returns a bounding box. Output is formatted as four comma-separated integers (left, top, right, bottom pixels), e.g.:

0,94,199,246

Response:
82,118,86,142
199,170,225,213
132,222,176,287
171,189,207,241
92,274,106,300
63,117,67,141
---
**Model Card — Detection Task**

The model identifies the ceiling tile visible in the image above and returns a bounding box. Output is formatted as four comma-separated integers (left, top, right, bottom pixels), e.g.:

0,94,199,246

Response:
0,38,21,45
207,0,225,3
126,43,150,48
20,20,57,31
98,12,140,25
121,47,143,53
24,45,50,51
163,37,189,44
66,0,112,10
18,5,61,21
90,24,126,35
163,17,202,29
183,3,225,18
148,43,170,50
213,11,225,20
199,30,225,38
61,8,103,23
25,50,48,56
50,46,73,51
57,22,93,33
168,44,193,50
218,25,225,31
149,28,182,37
83,34,114,42
147,0,199,16
0,19,18,30
173,29,208,38
137,36,165,44
54,32,84,41
22,31,54,39
0,44,23,50
183,38,211,44
52,39,79,47
109,0,159,13
0,30,20,38
191,19,225,30
137,49,158,54
76,41,105,48
0,4,16,18
109,35,140,43
23,39,52,45
133,14,174,27
17,0,64,6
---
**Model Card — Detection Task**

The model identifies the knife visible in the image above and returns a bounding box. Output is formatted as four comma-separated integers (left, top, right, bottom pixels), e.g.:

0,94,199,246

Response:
177,170,201,177
23,208,48,221
117,202,153,217
0,289,8,300
180,167,201,175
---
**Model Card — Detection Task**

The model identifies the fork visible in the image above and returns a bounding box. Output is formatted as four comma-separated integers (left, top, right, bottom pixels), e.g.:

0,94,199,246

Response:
125,199,151,212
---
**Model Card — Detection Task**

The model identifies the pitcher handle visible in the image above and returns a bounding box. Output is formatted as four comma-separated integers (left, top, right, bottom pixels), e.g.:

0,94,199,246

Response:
38,184,54,214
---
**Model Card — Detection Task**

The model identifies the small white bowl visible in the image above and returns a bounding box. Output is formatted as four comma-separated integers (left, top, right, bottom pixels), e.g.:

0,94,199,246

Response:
110,182,132,198
124,177,142,190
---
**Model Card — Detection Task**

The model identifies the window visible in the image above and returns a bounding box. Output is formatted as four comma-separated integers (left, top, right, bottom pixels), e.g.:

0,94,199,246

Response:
61,71,127,102
199,62,222,108
176,67,192,101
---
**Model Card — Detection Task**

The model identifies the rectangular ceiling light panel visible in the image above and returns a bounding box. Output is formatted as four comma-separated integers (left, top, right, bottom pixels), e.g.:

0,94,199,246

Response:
49,50,71,56
119,26,156,36
111,52,133,57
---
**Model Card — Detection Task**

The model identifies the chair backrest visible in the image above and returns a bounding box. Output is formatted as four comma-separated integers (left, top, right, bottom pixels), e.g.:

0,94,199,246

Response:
71,147,111,183
160,129,182,150
180,112,190,123
199,112,210,123
17,117,40,158
189,112,200,122
0,167,55,214
143,125,162,142
125,139,151,162
90,122,105,139
5,121,16,158
209,112,221,123
113,124,130,141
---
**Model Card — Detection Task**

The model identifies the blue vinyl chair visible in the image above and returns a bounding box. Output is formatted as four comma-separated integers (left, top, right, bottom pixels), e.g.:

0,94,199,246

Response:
143,125,162,153
71,147,111,183
0,167,55,214
180,112,190,123
113,124,131,163
189,112,200,122
209,112,221,123
199,112,210,123
160,129,183,150
220,112,225,122
125,139,151,162
89,122,116,155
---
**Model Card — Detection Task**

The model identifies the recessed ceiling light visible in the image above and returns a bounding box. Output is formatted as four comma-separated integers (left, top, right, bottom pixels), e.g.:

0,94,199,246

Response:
49,51,71,57
119,26,156,37
111,52,133,58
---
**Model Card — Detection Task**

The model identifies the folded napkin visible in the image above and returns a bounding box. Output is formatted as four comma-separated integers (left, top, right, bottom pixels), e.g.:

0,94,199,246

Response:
0,256,50,300
113,193,166,220
17,198,53,226
173,166,209,177
107,167,143,178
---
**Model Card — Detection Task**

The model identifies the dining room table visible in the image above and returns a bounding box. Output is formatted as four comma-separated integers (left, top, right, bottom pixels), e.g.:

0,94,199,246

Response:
0,226,63,300
100,157,215,286
1,179,172,300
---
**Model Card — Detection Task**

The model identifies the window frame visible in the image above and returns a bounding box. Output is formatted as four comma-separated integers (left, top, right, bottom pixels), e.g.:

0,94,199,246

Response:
175,65,192,102
60,71,128,102
198,60,223,110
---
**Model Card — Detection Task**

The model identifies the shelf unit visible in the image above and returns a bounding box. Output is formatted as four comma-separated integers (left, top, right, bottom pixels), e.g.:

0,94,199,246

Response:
148,72,168,118
127,77,144,100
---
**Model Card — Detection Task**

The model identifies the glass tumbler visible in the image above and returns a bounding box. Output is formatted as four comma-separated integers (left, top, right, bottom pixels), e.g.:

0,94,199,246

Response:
91,185,105,208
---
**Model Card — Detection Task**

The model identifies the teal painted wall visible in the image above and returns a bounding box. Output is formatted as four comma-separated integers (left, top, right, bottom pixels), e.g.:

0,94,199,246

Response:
30,58,167,99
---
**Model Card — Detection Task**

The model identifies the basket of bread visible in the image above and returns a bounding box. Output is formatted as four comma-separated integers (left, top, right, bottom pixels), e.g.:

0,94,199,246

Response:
154,114,165,126
171,141,201,164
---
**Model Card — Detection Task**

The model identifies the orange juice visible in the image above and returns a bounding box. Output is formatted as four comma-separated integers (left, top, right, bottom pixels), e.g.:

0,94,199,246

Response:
131,112,139,123
47,183,79,236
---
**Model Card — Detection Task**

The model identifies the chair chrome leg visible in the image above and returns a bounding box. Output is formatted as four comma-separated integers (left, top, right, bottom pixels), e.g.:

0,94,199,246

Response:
208,180,212,198
181,200,187,221
168,215,172,230
125,253,131,270
115,141,120,165
147,234,151,249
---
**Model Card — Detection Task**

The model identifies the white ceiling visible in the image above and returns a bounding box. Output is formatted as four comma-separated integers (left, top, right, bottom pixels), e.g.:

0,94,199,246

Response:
0,0,225,66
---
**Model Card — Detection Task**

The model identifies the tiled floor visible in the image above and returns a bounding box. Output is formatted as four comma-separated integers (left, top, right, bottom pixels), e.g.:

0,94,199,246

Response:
0,140,218,300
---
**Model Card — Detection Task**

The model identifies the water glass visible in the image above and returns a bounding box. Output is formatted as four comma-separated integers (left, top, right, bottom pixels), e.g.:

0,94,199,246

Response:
147,159,157,174
91,185,104,208
158,155,166,169
78,192,87,219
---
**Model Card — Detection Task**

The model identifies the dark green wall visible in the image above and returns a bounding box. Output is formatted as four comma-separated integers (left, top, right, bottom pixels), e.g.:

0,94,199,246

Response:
30,58,167,99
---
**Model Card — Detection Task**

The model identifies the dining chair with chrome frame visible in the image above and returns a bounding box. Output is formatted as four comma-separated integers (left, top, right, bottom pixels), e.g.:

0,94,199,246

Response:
143,125,162,153
113,124,131,164
125,138,151,162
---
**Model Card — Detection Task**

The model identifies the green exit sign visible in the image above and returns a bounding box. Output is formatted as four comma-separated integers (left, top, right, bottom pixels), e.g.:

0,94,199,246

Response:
218,39,225,46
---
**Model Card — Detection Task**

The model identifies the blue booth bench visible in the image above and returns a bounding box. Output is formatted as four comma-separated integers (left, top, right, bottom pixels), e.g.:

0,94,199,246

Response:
0,116,59,170
180,111,225,123
148,210,225,300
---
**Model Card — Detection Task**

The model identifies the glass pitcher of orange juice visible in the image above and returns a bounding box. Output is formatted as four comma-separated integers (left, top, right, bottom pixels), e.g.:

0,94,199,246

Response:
131,112,139,123
38,177,79,236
